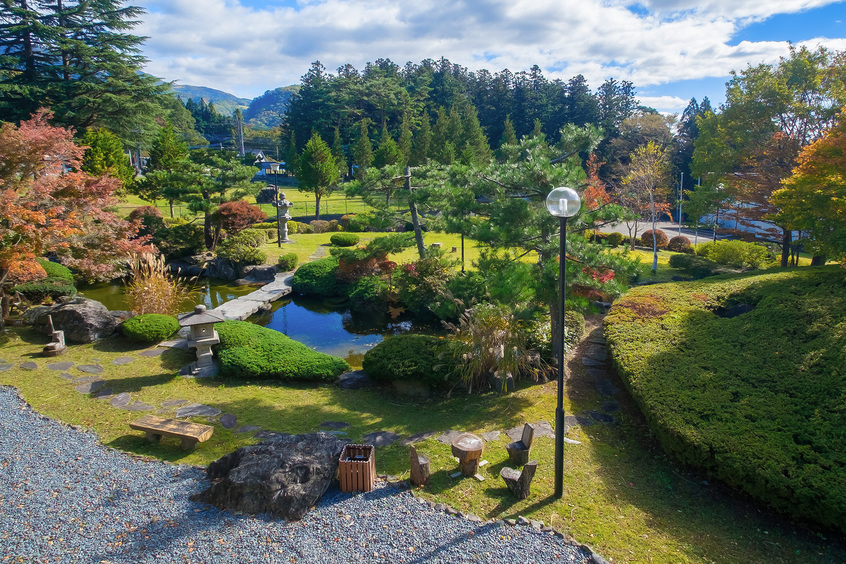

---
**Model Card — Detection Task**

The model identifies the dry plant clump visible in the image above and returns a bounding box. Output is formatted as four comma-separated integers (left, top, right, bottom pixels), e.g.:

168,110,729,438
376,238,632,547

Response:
124,253,199,316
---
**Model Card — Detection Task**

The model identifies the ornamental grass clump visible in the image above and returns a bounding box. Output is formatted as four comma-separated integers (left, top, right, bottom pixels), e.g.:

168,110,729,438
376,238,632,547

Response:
124,253,198,316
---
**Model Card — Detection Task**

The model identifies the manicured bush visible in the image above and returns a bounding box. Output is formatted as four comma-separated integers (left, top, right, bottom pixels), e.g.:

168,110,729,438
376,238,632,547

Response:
215,320,350,381
349,275,388,312
363,334,457,387
330,233,360,247
216,231,267,266
696,240,775,269
641,229,669,249
12,277,77,303
604,267,846,533
328,219,340,232
152,222,205,260
668,253,721,278
286,220,300,234
667,235,692,253
120,313,179,343
310,219,330,234
277,253,298,272
35,258,73,282
290,257,344,296
606,232,624,248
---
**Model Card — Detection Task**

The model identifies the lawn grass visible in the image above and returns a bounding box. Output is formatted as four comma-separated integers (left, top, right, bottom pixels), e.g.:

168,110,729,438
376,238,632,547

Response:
1,318,843,562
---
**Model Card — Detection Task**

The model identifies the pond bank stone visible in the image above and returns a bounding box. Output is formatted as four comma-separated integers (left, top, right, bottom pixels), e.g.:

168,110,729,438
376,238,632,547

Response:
337,370,373,390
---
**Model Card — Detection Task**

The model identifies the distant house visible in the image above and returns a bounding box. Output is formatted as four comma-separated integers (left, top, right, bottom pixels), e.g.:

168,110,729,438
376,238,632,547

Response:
251,151,297,186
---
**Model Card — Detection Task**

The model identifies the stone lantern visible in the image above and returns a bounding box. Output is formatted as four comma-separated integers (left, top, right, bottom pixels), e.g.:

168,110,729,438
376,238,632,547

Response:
178,304,225,377
278,191,294,243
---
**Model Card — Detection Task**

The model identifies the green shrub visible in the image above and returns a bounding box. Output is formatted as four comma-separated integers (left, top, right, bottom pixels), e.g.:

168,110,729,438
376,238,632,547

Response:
330,233,360,247
641,229,669,249
277,253,299,272
667,235,692,253
291,257,344,297
120,314,179,343
523,310,585,360
363,334,456,386
668,253,721,278
12,277,77,303
215,320,350,381
604,267,846,533
35,258,74,282
216,231,267,266
310,220,330,234
287,220,300,234
696,240,774,269
349,276,388,312
152,222,205,260
606,232,624,248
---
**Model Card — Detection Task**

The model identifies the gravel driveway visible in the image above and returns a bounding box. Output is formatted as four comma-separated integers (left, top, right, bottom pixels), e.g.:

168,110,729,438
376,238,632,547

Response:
0,386,595,563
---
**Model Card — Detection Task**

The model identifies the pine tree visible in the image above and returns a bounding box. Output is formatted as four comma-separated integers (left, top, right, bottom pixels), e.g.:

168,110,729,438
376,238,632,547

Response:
81,127,135,192
351,119,373,179
298,131,338,221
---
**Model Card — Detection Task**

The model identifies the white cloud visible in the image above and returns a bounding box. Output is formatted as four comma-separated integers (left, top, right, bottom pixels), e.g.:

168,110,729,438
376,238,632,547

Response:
135,0,846,105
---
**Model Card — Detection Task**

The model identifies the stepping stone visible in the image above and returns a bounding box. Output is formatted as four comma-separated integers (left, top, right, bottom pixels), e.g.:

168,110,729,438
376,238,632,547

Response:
587,411,616,424
585,368,607,380
76,364,103,374
586,345,607,362
564,414,596,427
601,400,621,412
111,357,135,365
362,431,401,447
73,376,101,385
47,361,74,371
531,421,555,438
481,431,501,442
436,430,462,445
235,425,263,434
0,358,5,363
175,403,222,418
595,379,620,397
138,349,165,357
57,372,76,381
401,431,437,446
588,335,606,345
125,401,155,412
161,399,188,408
320,421,350,429
110,393,132,408
0,364,13,372
159,339,190,350
75,380,106,394
93,388,113,399
220,414,238,429
581,357,605,367
20,362,38,371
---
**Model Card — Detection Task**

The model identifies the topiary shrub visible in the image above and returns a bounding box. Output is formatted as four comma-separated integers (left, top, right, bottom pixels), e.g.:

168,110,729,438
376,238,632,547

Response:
363,334,456,387
667,235,692,253
696,240,775,269
35,258,74,282
287,220,300,234
277,253,299,272
606,232,624,248
330,233,360,247
120,313,179,343
12,277,77,303
215,320,350,381
290,257,344,297
310,220,330,234
668,253,721,278
216,231,267,266
641,229,669,249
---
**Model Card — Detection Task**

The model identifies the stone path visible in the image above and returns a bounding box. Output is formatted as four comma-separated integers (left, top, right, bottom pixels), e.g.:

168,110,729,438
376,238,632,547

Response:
212,271,294,321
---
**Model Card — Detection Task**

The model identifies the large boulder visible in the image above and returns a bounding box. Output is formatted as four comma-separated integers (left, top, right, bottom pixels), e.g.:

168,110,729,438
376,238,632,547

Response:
206,257,237,280
191,433,349,520
239,264,277,281
30,298,117,343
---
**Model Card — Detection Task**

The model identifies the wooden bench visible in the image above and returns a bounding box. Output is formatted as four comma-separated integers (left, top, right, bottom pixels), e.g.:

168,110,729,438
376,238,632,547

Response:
129,415,214,449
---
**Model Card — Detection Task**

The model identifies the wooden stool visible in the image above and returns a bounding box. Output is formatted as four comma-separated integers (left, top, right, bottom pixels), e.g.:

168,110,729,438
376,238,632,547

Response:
505,423,535,466
409,445,430,486
500,460,538,499
451,432,484,476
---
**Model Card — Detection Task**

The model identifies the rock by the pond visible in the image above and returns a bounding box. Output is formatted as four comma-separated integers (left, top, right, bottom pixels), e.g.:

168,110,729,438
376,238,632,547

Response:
361,431,401,447
192,433,350,520
76,364,104,374
240,264,277,281
175,403,222,418
337,370,373,390
47,361,74,371
20,362,38,371
30,298,117,343
206,257,238,281
220,414,238,429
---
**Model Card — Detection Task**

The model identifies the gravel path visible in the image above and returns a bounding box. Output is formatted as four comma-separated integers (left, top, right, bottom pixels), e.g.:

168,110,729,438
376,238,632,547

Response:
0,386,594,564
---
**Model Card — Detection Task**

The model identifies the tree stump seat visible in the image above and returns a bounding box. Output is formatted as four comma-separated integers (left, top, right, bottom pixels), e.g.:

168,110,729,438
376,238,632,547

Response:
500,460,538,499
450,432,484,476
409,445,430,486
129,415,214,449
505,423,535,466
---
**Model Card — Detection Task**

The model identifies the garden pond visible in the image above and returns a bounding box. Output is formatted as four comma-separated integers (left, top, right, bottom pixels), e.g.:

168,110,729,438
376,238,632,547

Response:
77,280,442,369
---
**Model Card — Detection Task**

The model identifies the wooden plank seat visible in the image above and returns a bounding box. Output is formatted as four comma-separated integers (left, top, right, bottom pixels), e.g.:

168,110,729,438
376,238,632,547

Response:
129,415,214,449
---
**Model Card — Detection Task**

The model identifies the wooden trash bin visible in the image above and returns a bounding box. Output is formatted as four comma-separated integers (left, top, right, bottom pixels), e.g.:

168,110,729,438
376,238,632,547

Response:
338,444,375,493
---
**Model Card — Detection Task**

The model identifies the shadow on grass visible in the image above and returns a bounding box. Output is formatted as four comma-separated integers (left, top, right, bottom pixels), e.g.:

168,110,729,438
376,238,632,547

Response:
107,434,198,463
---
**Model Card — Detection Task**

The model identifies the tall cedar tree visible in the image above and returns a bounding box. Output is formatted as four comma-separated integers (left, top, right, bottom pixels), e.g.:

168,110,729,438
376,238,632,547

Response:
298,132,338,221
81,127,135,192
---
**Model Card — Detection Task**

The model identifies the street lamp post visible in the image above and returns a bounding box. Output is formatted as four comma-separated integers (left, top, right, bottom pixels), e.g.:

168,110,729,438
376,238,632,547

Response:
545,186,581,500
270,162,281,248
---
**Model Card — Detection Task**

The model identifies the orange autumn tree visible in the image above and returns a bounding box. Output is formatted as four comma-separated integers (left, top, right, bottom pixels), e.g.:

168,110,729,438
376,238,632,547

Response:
0,110,152,290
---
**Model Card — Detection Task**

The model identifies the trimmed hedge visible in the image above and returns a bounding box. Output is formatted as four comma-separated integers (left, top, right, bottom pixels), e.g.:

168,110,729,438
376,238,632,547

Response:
12,277,77,302
604,267,846,533
291,257,344,297
668,253,722,279
363,334,457,387
667,235,692,253
330,233,360,247
277,253,298,272
641,229,669,249
35,258,74,282
215,320,350,381
121,314,179,343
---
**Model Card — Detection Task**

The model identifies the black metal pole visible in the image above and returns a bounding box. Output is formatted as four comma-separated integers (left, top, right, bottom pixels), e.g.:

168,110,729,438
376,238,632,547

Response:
275,172,282,248
555,215,567,499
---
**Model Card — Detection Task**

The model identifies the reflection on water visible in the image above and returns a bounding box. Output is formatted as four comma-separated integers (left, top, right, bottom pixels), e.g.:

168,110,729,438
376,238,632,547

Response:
76,279,257,313
253,295,443,369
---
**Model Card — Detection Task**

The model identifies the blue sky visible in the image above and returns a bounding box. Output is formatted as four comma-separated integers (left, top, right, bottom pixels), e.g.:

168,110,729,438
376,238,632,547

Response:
135,0,846,115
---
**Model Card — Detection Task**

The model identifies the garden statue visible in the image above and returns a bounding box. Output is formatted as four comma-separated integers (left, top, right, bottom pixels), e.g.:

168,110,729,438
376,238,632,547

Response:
278,192,294,243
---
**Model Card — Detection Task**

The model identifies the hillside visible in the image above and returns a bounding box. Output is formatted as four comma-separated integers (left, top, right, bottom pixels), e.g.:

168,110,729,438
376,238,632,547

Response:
171,84,251,115
244,86,299,128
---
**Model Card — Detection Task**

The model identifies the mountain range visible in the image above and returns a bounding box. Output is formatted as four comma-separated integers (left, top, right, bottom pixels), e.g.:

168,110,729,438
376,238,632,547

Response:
171,83,299,128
